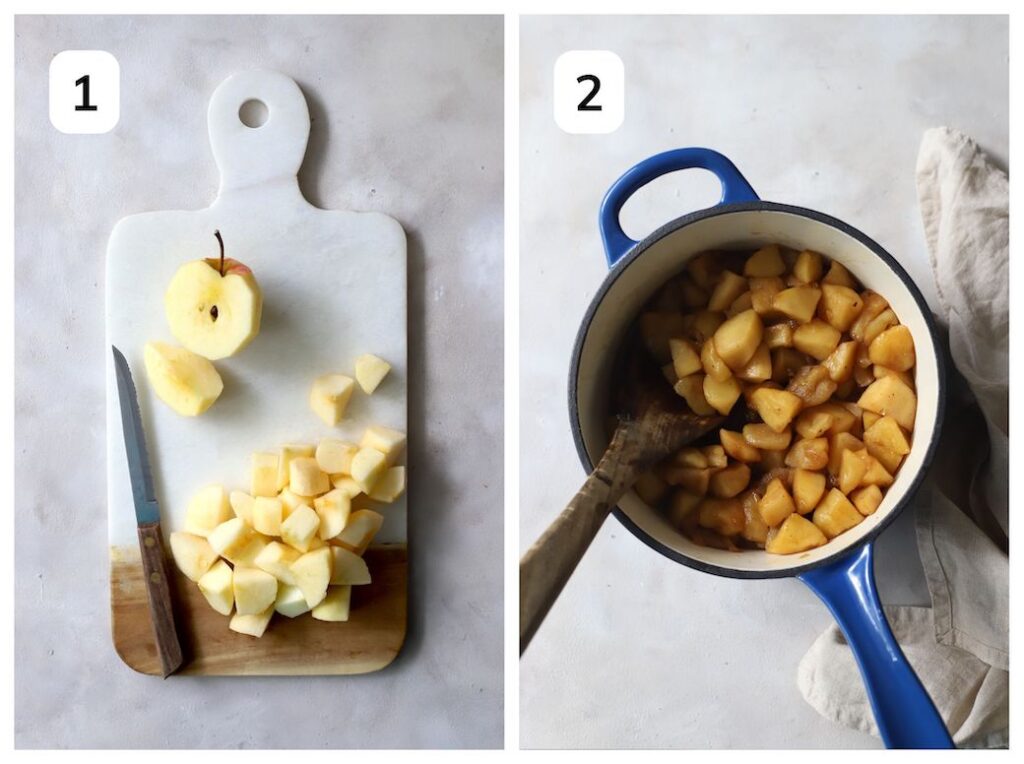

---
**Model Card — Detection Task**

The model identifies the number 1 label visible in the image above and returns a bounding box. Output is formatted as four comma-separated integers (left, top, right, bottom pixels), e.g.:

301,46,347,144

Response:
49,50,119,134
554,51,624,134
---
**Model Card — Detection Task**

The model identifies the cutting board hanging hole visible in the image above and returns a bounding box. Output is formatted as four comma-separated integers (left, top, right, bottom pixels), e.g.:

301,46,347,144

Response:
239,99,268,128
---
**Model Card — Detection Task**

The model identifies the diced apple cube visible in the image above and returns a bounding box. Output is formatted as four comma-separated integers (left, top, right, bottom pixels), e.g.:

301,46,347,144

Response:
310,373,355,426
858,451,894,487
818,284,865,332
792,469,826,514
184,484,233,537
169,531,219,582
750,276,784,317
312,586,352,622
368,466,406,503
838,449,868,494
827,432,865,477
232,566,278,616
822,261,859,289
708,462,750,499
735,342,771,383
277,488,304,518
197,559,234,616
786,365,837,407
207,517,262,563
703,373,743,415
274,584,312,618
750,387,803,433
669,338,703,379
673,374,716,416
795,408,834,439
868,325,915,372
351,447,388,493
858,376,917,431
276,443,315,491
360,425,407,466
700,338,732,381
252,496,283,536
707,271,748,312
315,438,358,475
331,475,364,497
229,605,274,638
354,353,392,394
290,456,329,497
254,540,300,585
290,547,333,608
720,429,761,463
329,546,372,585
702,444,727,468
766,514,827,554
314,488,352,540
697,498,745,536
785,437,829,470
764,323,794,349
757,478,796,526
792,250,823,283
332,509,385,556
813,489,864,538
742,423,792,451
793,320,841,361
713,309,763,370
279,504,320,552
251,452,279,498
229,491,255,525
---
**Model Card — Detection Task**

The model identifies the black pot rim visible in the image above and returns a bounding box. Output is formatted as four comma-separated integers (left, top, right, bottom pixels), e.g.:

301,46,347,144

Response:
568,200,947,580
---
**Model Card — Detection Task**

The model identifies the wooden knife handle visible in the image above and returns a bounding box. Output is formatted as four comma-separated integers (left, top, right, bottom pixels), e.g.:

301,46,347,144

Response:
137,522,184,677
519,425,642,655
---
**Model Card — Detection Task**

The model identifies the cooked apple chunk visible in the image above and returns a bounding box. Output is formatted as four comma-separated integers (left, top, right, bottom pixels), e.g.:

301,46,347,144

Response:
785,437,829,470
735,342,772,383
749,277,784,317
772,286,821,323
700,339,732,381
703,374,742,415
792,469,827,514
792,250,823,283
749,388,803,433
669,338,703,378
757,478,796,526
793,320,841,361
813,489,863,539
355,354,392,394
698,498,746,536
851,485,884,516
673,374,716,416
823,340,858,383
709,462,751,499
764,323,794,349
713,310,763,370
744,244,786,277
663,466,710,495
787,365,837,406
795,408,834,439
827,432,865,477
838,449,868,494
858,375,917,431
742,423,792,451
822,261,858,289
868,325,915,372
720,429,761,463
818,284,865,332
766,514,827,554
707,270,749,312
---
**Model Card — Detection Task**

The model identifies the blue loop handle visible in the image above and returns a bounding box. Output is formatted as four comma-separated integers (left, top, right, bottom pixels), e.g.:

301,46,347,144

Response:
799,544,954,749
599,147,760,267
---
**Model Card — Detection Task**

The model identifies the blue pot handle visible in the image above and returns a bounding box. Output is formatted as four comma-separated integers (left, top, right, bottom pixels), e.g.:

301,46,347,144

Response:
799,543,954,749
598,147,760,267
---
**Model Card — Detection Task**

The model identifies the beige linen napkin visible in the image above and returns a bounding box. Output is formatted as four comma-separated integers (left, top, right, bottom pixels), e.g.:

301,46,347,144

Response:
797,127,1009,748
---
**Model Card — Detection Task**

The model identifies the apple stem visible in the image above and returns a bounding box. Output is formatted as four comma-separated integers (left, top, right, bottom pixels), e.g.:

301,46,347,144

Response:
214,230,225,276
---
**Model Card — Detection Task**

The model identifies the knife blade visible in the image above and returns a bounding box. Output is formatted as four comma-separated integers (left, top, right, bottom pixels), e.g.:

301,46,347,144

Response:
112,345,184,677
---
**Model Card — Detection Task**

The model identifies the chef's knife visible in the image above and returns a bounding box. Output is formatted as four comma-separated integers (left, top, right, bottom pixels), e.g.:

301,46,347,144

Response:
112,346,184,677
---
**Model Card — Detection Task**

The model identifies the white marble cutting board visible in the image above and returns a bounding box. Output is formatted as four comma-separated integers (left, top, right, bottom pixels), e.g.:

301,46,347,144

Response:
105,69,407,556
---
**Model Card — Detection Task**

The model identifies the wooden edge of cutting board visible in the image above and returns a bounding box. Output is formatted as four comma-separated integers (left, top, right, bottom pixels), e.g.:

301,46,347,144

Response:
110,544,407,676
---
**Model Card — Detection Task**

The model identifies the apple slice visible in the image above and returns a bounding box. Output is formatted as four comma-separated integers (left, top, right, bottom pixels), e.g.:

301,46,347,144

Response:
164,231,262,360
143,341,223,417
368,466,406,503
197,559,234,616
274,584,311,618
229,605,274,638
332,509,384,556
360,426,407,466
253,540,300,585
290,547,333,608
312,586,352,622
310,374,355,426
184,485,233,537
329,546,371,585
355,354,392,394
169,531,219,582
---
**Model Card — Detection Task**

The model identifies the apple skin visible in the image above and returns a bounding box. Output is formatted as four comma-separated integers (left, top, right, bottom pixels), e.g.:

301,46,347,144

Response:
204,257,252,277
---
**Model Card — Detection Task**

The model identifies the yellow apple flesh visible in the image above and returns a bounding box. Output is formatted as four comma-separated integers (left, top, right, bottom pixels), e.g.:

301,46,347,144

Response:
144,341,223,417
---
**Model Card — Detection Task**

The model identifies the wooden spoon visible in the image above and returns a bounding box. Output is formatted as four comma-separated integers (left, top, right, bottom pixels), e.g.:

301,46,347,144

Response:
519,347,722,654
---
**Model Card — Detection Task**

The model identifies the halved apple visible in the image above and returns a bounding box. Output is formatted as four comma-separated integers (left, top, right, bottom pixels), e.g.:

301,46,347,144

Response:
164,231,262,360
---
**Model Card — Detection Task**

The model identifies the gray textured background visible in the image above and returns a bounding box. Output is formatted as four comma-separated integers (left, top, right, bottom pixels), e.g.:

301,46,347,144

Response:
15,15,503,749
519,14,1007,749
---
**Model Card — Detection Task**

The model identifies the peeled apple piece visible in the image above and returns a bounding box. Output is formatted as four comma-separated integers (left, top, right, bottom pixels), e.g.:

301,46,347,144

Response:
230,605,274,638
310,374,355,426
355,354,391,394
184,485,233,538
164,235,263,360
368,466,406,503
143,341,223,416
312,586,352,622
169,531,219,581
198,559,234,615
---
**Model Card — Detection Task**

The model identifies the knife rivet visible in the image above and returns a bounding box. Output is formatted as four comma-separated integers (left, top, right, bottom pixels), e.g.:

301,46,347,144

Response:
150,572,162,584
144,537,156,548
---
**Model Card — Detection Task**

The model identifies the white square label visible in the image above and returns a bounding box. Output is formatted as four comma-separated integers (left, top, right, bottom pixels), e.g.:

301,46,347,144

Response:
553,50,624,135
49,50,120,134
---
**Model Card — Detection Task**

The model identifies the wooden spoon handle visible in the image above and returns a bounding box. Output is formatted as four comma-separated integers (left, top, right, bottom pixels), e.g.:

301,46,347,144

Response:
519,425,641,654
137,522,184,677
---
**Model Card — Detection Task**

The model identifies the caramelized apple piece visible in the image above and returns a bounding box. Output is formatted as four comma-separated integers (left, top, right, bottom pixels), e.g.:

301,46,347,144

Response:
813,489,863,538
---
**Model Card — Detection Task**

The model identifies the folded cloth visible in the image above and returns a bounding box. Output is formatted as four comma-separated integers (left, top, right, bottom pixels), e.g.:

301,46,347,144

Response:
797,127,1009,748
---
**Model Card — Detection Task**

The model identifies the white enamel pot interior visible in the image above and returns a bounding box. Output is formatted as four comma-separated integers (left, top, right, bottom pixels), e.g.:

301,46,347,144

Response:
570,202,945,578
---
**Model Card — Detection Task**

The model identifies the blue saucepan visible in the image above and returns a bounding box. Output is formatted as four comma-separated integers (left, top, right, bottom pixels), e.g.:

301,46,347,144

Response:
568,147,953,749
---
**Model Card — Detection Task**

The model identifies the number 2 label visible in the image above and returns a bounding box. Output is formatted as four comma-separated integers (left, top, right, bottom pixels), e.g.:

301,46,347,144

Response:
554,51,624,134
